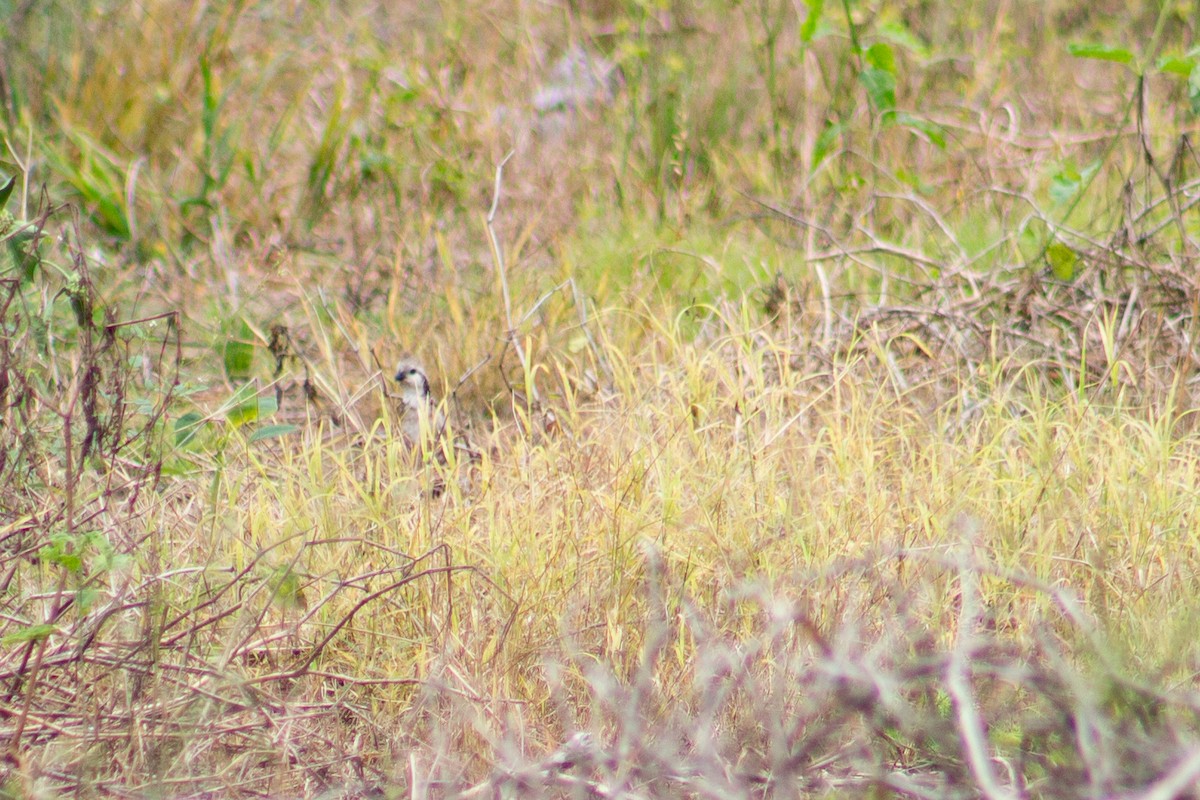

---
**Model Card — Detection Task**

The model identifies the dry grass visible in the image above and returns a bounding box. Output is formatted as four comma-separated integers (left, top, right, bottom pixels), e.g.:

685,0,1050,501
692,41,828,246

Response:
4,0,1200,797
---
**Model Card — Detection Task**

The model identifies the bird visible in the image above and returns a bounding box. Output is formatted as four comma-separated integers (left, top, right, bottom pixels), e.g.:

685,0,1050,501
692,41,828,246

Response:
393,359,447,451
393,359,483,499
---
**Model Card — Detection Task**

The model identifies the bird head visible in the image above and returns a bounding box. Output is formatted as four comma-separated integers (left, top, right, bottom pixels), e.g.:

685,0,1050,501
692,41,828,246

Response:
394,360,431,407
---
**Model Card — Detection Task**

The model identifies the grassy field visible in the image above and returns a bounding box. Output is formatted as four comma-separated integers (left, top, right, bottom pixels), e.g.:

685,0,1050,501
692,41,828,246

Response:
4,0,1200,797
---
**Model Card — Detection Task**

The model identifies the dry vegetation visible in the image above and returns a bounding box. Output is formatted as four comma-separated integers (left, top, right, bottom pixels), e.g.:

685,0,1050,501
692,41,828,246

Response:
4,0,1200,797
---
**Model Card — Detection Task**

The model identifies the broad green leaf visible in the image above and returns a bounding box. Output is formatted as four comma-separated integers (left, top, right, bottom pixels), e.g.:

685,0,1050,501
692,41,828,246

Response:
227,394,278,427
226,381,257,405
3,624,56,646
40,543,83,573
877,20,930,59
13,231,41,283
811,122,844,170
799,0,824,43
1050,168,1081,205
249,423,300,442
93,543,129,574
860,68,896,114
0,175,14,211
174,411,205,446
1049,161,1099,205
1047,242,1078,281
1157,55,1195,77
226,399,258,426
76,587,100,613
865,42,897,74
1068,42,1135,66
223,339,254,380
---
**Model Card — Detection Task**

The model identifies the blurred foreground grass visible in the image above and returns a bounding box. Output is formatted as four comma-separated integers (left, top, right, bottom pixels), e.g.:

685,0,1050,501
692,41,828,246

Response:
4,1,1200,797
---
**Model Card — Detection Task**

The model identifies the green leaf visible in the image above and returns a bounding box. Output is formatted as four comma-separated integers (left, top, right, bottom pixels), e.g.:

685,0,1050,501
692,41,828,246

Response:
811,121,844,170
223,343,254,380
223,339,254,381
76,587,100,613
1050,168,1080,205
0,175,14,211
200,55,219,144
865,42,897,74
249,423,300,442
1068,42,1135,66
3,237,35,283
876,20,930,59
226,399,257,426
894,112,946,150
160,459,198,477
174,411,206,447
895,167,934,195
1049,160,1099,206
4,227,42,284
267,565,306,610
227,394,278,427
2,624,56,646
799,0,824,43
1189,65,1200,116
1156,55,1195,77
40,542,83,573
1047,242,1078,281
860,68,896,114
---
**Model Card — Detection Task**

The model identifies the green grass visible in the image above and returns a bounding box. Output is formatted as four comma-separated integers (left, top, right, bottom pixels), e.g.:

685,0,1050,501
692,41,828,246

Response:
4,0,1200,797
